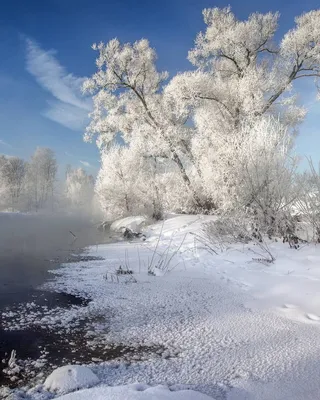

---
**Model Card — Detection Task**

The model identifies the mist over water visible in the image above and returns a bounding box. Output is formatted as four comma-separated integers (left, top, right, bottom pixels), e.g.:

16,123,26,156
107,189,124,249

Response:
0,212,106,307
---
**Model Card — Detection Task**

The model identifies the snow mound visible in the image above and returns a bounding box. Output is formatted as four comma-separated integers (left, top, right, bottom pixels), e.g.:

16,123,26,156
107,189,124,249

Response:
55,383,214,399
306,313,320,321
44,365,100,394
110,216,146,233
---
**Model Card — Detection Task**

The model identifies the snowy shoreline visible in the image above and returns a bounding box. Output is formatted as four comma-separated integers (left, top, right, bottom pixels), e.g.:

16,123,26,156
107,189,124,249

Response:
4,214,320,399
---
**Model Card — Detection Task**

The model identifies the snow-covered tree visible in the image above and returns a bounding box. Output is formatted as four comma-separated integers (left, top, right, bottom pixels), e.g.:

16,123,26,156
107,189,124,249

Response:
0,156,9,205
65,167,94,209
169,7,320,128
0,157,26,211
233,118,298,230
95,145,144,219
165,7,320,209
83,39,203,208
26,147,57,211
96,139,196,220
84,7,320,218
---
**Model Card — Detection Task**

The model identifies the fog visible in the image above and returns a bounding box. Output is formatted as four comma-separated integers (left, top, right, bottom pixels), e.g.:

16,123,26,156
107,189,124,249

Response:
0,212,106,307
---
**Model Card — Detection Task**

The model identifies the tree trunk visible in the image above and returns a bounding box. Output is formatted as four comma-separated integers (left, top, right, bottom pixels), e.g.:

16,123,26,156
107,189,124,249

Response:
124,194,130,213
170,149,204,209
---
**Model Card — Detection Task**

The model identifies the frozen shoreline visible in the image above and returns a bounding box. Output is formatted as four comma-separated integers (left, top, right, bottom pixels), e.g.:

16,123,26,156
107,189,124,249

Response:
4,214,320,399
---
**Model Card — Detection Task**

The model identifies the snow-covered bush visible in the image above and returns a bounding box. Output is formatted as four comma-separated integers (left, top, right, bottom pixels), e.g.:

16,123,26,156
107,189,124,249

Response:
202,214,275,263
202,214,252,249
191,116,299,237
232,117,299,236
296,160,320,242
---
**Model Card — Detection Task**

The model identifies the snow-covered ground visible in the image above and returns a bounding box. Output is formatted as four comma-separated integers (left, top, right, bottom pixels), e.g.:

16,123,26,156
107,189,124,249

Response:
55,383,214,400
42,365,212,399
5,214,320,399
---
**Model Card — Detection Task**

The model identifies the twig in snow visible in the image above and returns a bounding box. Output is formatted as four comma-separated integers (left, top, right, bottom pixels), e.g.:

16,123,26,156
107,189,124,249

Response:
149,233,189,275
137,246,141,274
149,220,165,272
142,243,163,257
164,233,188,272
8,350,17,368
189,232,218,255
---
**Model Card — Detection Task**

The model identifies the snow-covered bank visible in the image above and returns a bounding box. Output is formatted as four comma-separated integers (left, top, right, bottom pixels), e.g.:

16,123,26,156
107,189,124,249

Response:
42,366,213,400
48,214,320,324
5,214,320,400
55,383,213,400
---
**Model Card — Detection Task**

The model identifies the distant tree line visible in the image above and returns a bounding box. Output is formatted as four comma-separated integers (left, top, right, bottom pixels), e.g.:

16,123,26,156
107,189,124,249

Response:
0,147,94,213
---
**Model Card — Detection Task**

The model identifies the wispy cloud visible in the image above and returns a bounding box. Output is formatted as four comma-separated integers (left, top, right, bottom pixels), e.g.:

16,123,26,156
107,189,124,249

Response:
80,160,91,168
25,37,92,131
44,101,90,131
0,139,12,147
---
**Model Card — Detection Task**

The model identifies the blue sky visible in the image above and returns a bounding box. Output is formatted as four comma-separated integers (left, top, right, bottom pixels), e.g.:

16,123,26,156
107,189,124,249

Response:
0,0,319,174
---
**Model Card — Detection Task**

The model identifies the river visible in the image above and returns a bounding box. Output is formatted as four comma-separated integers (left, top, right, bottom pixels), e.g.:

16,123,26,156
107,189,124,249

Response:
0,212,110,387
0,212,107,307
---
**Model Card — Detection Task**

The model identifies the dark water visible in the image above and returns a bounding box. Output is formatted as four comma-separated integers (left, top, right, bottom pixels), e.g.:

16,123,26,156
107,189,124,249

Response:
0,212,107,385
0,212,107,308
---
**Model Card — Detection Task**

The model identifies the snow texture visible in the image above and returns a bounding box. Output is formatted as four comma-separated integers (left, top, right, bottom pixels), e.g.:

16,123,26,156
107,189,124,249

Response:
44,365,100,394
10,214,320,400
55,384,214,400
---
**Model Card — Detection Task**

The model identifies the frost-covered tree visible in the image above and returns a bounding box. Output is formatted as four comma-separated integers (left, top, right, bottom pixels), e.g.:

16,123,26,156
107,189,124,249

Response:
233,118,298,230
84,7,320,218
138,155,165,220
0,157,10,209
96,142,195,219
0,157,26,211
165,7,320,209
26,147,57,211
96,145,144,218
170,7,320,128
65,167,94,209
0,156,9,205
83,39,203,208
